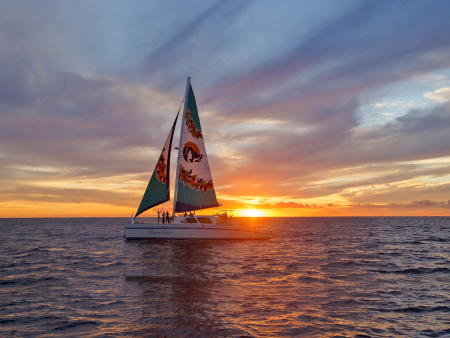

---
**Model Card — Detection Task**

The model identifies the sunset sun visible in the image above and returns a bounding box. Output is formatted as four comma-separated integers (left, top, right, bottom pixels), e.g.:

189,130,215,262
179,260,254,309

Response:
243,209,264,217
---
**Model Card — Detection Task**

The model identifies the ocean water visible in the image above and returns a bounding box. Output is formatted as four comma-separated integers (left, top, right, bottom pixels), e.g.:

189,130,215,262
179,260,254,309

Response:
0,217,449,337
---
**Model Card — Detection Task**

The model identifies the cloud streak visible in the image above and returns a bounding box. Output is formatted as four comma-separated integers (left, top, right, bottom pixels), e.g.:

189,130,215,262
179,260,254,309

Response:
0,0,449,216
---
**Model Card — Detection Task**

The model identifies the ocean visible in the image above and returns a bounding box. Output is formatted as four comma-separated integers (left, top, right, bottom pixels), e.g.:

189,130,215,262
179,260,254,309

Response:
0,217,449,337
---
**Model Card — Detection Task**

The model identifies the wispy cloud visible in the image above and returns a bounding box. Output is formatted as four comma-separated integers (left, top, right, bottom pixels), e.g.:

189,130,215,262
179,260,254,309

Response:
1,0,450,216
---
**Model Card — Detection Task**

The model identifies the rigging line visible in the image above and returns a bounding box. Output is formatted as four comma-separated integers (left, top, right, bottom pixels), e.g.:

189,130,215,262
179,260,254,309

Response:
182,169,188,213
179,96,190,215
170,99,184,203
173,99,186,217
170,159,177,215
175,98,184,120
169,99,184,187
196,170,203,213
163,99,185,218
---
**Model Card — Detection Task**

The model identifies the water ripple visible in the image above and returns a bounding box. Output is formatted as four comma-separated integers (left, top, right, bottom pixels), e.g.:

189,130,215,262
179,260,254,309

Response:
0,217,449,337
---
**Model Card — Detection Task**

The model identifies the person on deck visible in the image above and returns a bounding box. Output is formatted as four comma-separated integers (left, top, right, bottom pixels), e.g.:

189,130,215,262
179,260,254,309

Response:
157,211,160,223
166,212,170,224
162,211,165,224
189,212,193,224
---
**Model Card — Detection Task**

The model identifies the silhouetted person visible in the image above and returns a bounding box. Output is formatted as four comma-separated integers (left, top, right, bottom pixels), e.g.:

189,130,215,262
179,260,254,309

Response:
162,211,165,224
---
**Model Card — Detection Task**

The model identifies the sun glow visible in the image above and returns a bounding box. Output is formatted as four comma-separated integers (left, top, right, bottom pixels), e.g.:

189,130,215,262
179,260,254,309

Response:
242,209,264,217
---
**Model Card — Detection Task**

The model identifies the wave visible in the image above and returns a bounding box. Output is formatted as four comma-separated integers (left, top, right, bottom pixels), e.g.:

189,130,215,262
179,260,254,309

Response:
375,251,402,256
296,275,325,283
0,318,17,324
89,300,125,309
102,261,125,267
407,240,423,245
0,276,62,286
0,263,17,269
425,237,450,243
375,267,450,274
54,320,97,331
378,306,450,313
324,261,364,268
421,327,450,338
322,299,365,308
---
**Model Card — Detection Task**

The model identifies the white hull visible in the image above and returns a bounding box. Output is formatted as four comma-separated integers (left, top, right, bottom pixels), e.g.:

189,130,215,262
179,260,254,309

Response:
124,223,270,239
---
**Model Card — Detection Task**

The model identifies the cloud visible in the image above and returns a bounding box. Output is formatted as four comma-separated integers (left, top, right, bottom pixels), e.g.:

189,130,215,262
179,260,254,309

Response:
0,185,139,208
348,200,450,210
1,1,450,216
374,102,413,108
209,100,450,202
204,1,450,112
410,199,449,208
424,87,450,103
221,198,450,212
141,1,250,90
273,201,307,208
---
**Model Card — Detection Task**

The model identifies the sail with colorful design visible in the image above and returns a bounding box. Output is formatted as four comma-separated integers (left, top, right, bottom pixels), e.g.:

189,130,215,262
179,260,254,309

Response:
135,113,178,217
174,79,220,212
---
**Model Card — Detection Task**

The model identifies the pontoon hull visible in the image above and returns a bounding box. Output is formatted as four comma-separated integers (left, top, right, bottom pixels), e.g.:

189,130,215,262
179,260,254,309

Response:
124,224,270,239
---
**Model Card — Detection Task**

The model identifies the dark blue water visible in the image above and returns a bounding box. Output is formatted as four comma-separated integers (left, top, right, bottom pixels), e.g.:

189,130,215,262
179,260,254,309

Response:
1,217,449,337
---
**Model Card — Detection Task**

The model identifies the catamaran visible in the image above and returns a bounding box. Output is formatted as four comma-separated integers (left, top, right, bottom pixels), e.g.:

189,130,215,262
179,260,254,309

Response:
124,77,270,239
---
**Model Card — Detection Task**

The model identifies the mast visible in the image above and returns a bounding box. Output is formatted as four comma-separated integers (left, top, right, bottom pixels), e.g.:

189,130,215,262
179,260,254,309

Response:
173,77,191,217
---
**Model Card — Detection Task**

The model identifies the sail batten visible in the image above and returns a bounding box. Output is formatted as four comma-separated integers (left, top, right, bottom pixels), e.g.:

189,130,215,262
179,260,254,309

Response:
174,80,220,213
135,113,179,217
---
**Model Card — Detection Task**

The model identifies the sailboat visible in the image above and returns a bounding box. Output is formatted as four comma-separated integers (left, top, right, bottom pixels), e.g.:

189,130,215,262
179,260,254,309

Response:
124,77,270,239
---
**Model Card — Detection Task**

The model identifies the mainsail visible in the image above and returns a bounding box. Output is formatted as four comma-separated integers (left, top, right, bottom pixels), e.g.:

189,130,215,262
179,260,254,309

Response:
174,79,220,212
135,113,178,217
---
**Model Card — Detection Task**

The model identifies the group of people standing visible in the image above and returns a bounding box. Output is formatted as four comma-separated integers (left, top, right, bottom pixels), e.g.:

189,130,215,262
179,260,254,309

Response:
157,210,171,224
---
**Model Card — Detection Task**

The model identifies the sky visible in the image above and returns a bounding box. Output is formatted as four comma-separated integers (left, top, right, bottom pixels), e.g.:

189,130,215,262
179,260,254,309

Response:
1,0,450,217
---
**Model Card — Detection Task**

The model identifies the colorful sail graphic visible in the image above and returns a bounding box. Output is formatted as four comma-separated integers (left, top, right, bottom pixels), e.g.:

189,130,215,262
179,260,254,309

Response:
175,82,219,212
135,113,178,217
